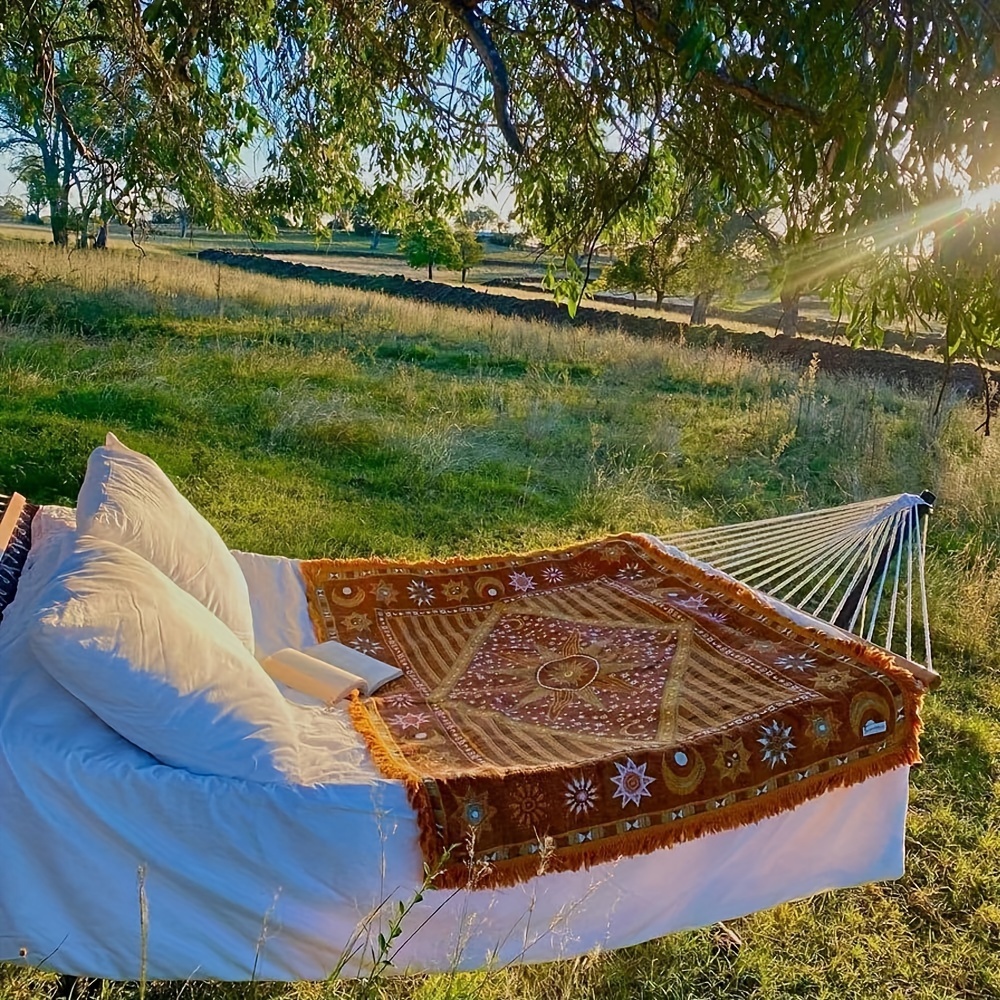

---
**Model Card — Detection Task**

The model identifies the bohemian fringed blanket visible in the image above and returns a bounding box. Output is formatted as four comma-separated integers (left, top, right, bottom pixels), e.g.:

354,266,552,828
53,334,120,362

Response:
300,534,925,890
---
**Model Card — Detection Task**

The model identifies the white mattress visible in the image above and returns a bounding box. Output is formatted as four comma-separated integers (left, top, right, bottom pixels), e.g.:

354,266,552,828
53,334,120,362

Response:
0,508,910,981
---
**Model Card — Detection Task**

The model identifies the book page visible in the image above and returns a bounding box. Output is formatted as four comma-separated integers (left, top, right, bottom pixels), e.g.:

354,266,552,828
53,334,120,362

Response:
301,640,403,693
260,648,365,703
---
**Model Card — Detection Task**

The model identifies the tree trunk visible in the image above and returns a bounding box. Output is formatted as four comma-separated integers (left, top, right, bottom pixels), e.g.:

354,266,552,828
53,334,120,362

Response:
691,291,713,325
779,287,801,336
632,291,637,310
42,159,69,247
461,267,468,284
78,210,92,249
655,289,664,309
56,124,74,248
427,262,433,279
48,188,70,247
370,231,380,250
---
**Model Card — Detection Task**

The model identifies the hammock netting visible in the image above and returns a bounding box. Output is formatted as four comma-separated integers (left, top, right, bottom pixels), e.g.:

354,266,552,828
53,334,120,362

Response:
666,492,934,670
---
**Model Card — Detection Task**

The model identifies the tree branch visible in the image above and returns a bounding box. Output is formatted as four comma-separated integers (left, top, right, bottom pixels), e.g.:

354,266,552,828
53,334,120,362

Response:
443,2,523,154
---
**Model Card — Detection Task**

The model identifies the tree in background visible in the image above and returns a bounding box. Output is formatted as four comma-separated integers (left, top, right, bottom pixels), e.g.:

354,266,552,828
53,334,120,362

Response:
599,249,654,308
0,30,125,247
69,151,111,248
151,198,196,239
683,215,768,324
736,159,866,336
349,203,381,248
2,0,999,360
454,227,483,283
398,218,461,279
0,80,78,245
463,205,499,232
0,195,23,222
598,234,684,310
600,183,767,321
10,152,46,221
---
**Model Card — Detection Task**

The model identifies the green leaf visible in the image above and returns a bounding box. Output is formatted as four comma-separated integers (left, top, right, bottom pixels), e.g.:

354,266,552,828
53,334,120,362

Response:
142,0,165,25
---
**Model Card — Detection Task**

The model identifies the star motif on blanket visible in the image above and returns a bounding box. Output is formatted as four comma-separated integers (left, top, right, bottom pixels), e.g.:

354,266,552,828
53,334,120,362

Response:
453,790,497,831
774,652,817,672
814,667,853,693
804,711,840,748
441,580,470,603
493,625,644,720
373,581,399,605
340,611,373,632
600,543,630,563
611,757,655,808
407,579,435,606
757,720,796,769
677,594,709,611
392,712,431,732
508,570,536,593
714,735,752,783
615,562,645,580
351,635,384,656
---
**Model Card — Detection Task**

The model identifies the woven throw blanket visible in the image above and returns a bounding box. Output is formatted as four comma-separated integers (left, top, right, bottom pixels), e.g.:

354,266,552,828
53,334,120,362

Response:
300,534,925,890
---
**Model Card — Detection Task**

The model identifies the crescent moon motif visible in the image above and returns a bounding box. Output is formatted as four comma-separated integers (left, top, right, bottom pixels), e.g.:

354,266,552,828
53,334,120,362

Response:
475,575,507,600
328,580,367,607
661,749,706,795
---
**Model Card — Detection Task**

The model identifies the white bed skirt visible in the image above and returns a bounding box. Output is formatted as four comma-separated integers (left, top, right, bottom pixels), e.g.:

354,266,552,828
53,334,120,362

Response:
0,511,910,981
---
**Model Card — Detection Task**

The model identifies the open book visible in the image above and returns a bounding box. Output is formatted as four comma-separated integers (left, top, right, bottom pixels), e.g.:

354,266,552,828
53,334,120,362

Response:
260,641,402,704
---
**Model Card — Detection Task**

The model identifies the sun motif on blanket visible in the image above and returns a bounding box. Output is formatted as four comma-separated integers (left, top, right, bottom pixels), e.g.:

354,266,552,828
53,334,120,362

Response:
492,620,668,720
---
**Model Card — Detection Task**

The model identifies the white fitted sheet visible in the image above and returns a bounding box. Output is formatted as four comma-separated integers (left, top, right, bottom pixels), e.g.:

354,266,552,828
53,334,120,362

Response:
0,508,910,981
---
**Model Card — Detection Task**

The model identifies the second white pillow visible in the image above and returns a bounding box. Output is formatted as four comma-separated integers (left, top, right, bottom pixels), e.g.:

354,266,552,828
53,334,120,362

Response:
29,534,301,783
76,433,255,652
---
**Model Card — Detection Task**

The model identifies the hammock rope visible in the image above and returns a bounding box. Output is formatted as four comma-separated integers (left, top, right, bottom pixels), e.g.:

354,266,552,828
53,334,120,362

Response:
666,492,935,670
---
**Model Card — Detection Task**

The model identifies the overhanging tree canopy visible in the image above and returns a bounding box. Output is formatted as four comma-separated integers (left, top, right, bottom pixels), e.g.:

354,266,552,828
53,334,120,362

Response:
1,1,998,351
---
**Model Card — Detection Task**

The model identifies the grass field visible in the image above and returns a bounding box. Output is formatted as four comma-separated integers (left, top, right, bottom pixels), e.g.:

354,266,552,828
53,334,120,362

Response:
1,235,999,999
0,221,905,341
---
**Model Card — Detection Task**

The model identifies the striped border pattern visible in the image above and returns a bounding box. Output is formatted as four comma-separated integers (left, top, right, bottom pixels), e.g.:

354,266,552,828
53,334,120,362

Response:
0,493,38,622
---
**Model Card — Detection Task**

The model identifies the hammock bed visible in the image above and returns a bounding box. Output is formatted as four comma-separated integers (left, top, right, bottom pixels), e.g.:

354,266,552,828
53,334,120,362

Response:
0,436,938,982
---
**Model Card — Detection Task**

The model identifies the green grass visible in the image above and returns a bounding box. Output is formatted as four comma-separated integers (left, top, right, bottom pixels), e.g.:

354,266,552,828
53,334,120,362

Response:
2,237,1000,999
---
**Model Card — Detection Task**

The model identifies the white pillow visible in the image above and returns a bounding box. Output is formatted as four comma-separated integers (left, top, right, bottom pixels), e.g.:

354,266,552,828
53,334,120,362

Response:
29,534,302,783
76,433,255,652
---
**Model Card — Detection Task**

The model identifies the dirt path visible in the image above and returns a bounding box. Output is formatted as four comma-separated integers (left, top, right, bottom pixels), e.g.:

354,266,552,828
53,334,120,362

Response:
199,249,997,401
